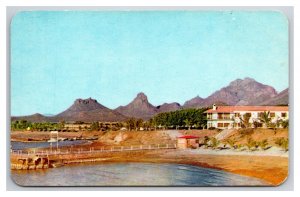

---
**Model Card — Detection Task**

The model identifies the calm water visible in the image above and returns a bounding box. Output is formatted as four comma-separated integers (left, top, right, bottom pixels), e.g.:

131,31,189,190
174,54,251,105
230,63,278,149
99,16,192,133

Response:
11,140,88,150
11,163,267,186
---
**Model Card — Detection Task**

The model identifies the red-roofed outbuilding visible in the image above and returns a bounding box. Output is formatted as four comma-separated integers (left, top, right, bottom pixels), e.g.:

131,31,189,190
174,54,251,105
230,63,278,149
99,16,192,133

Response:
177,135,200,149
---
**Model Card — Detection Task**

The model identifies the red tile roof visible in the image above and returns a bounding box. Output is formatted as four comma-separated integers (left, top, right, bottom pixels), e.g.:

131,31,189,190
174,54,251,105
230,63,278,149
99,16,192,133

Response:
205,106,288,113
178,135,199,139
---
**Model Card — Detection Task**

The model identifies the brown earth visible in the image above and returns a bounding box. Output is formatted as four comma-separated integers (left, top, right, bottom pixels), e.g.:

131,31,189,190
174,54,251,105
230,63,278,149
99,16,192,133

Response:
10,128,289,186
10,129,219,145
221,128,288,146
11,148,288,186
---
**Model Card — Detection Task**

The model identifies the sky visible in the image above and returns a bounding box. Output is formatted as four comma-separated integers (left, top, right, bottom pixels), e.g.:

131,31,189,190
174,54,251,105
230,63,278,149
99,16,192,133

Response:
11,11,289,116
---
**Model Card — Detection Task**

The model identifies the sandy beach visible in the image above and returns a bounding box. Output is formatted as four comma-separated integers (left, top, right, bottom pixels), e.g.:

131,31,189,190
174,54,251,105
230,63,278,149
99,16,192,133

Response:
10,129,289,186
11,147,288,186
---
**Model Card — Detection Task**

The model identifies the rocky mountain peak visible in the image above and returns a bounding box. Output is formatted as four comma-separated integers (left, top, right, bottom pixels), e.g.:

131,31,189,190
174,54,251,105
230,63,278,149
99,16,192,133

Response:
183,95,204,109
229,77,255,86
115,92,157,120
134,92,148,103
75,97,98,105
203,78,278,106
157,102,181,113
12,78,287,123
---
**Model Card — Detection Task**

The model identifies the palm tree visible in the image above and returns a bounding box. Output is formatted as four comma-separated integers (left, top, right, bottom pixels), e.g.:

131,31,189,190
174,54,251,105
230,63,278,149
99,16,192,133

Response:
281,120,289,128
275,138,289,152
245,137,256,151
239,113,251,128
203,136,210,148
184,119,191,130
259,111,271,128
226,139,236,149
258,139,268,150
125,118,132,131
210,137,220,149
135,118,144,131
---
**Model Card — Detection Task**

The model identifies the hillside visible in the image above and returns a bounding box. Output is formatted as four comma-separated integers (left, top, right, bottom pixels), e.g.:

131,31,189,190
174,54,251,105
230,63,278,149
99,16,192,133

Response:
156,102,181,113
183,96,204,109
115,92,158,120
258,88,288,106
12,98,127,122
12,78,288,122
11,113,53,123
201,77,278,106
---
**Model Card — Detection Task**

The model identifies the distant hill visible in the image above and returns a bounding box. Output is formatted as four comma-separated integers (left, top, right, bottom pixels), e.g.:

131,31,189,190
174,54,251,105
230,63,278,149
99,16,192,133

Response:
55,98,127,122
258,88,288,106
182,78,278,108
115,93,158,120
11,113,52,123
12,78,288,122
157,102,181,113
183,96,204,109
183,78,278,108
12,98,127,122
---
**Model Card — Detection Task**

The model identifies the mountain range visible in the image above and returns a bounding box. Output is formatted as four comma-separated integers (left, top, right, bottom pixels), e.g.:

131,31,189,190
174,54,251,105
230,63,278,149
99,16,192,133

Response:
12,77,288,122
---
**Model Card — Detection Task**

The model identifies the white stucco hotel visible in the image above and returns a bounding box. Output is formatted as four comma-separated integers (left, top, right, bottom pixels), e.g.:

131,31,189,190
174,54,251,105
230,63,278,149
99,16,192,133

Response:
205,104,289,129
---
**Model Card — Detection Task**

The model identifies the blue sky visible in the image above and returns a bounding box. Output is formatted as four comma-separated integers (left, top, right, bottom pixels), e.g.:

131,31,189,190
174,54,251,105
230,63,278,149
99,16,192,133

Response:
11,11,289,116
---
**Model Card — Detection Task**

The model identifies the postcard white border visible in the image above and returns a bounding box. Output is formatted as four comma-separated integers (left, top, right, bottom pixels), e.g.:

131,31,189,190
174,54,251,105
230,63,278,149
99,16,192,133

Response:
1,3,298,195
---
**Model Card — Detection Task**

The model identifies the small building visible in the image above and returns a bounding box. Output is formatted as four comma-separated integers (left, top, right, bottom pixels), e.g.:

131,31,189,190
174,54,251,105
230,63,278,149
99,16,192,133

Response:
64,123,92,131
177,135,200,149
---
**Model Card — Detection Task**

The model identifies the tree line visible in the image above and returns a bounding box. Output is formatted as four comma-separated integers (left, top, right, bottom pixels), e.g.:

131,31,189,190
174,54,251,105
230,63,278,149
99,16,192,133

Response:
149,108,207,130
11,120,65,131
11,108,208,131
89,108,208,131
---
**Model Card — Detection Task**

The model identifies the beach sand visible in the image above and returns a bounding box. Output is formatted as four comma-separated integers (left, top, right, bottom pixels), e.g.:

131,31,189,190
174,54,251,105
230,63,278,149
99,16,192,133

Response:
10,129,288,186
12,148,287,186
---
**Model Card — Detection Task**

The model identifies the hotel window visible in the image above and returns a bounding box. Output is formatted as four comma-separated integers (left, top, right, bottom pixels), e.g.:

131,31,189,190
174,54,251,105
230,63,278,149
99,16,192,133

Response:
217,123,224,127
235,113,240,117
218,114,223,119
223,113,230,119
270,112,275,118
207,113,212,119
224,123,230,127
281,112,287,118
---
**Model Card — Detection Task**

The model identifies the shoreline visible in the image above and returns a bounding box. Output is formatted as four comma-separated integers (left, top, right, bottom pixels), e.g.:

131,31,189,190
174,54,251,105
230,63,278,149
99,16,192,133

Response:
10,129,289,186
98,149,287,186
11,148,288,186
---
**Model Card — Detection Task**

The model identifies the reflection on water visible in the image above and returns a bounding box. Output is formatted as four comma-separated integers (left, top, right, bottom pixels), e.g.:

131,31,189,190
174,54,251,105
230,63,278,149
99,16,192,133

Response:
11,140,88,150
11,163,267,186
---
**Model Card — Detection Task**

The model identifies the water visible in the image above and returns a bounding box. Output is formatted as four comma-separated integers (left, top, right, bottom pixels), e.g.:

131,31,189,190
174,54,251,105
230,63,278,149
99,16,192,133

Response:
11,163,267,186
11,140,88,150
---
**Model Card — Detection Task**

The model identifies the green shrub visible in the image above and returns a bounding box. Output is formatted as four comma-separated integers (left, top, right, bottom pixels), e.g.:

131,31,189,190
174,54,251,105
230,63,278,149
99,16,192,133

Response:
275,138,289,152
281,120,289,128
210,137,220,149
203,136,210,147
236,144,244,150
226,139,236,149
258,139,268,150
245,137,256,151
